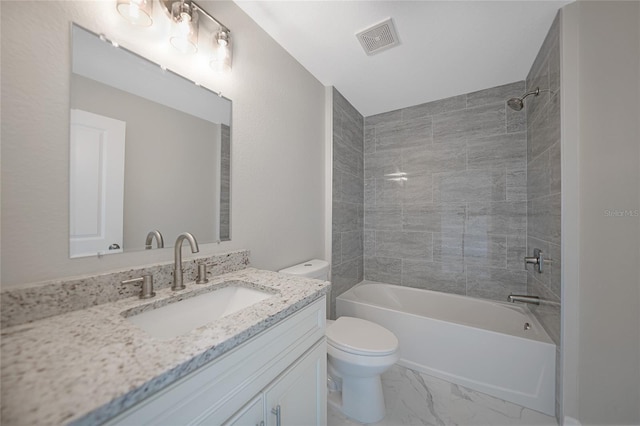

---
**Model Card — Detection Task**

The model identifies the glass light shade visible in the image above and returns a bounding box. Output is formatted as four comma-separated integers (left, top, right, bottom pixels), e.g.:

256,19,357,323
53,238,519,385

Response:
169,1,199,54
116,0,153,27
210,30,232,73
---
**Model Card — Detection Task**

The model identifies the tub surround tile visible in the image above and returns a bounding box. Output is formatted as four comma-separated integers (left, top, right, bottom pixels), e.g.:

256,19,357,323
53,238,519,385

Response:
360,81,536,308
366,109,402,127
401,172,433,205
1,268,330,426
463,234,508,269
401,260,466,295
329,364,558,426
466,81,525,108
375,231,433,261
331,88,364,318
364,126,375,154
364,230,376,258
334,138,363,177
364,257,402,285
375,116,432,151
340,171,364,204
433,169,506,203
375,177,403,205
0,250,250,328
364,150,402,180
525,14,561,419
506,234,528,271
365,205,403,231
527,148,551,200
507,102,528,133
466,201,527,235
401,143,467,175
432,103,506,145
528,193,561,246
432,233,464,264
466,267,527,302
466,132,526,171
341,231,363,262
332,257,364,316
333,202,362,233
527,274,561,346
402,94,467,121
548,242,561,298
506,169,527,201
549,140,561,194
332,233,342,265
402,204,466,234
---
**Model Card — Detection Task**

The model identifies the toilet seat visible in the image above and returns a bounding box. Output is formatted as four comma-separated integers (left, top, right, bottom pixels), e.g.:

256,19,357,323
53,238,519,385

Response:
326,317,398,356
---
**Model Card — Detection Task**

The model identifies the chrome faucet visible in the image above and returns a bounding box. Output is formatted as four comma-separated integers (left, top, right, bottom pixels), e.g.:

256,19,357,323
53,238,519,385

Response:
172,232,199,291
145,230,164,249
524,248,551,273
508,294,540,305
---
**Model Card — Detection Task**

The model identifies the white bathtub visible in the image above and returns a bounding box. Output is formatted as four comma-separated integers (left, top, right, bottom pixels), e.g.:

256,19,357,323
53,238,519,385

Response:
336,281,556,416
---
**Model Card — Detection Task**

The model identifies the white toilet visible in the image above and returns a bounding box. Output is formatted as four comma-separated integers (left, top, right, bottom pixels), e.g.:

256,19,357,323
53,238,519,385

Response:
279,260,400,424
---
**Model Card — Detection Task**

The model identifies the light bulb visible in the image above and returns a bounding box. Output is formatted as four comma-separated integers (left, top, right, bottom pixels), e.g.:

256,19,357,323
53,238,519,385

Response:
116,0,153,27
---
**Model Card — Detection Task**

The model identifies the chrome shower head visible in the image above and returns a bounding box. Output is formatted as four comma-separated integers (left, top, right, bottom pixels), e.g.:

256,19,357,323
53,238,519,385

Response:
507,97,524,111
507,87,540,111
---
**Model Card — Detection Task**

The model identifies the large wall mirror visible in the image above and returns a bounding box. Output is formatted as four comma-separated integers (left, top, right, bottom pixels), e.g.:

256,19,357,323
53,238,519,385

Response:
69,24,231,259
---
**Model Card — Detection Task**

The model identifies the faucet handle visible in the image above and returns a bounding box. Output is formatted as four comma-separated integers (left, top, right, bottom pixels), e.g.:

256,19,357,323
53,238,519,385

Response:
196,263,209,284
122,274,156,299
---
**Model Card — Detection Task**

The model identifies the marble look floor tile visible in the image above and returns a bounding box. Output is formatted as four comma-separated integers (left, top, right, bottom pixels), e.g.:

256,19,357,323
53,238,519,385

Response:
328,364,557,426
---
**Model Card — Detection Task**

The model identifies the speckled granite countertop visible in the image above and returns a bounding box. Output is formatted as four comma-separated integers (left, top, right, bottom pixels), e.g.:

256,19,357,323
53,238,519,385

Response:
0,268,329,426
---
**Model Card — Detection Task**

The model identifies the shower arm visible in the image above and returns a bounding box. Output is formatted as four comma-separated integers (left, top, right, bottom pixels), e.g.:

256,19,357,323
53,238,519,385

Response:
520,87,540,101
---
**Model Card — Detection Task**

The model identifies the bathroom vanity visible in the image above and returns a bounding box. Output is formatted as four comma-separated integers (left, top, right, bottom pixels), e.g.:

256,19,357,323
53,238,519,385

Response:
106,298,326,426
0,261,329,426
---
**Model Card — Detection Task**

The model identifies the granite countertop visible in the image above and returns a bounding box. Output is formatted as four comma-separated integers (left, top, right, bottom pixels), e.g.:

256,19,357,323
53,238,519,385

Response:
0,267,330,426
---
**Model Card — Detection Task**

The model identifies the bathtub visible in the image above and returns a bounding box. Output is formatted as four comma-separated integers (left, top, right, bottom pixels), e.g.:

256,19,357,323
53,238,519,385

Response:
336,281,556,416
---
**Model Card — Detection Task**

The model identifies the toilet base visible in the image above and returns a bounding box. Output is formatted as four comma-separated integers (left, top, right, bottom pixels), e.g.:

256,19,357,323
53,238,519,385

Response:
327,374,386,424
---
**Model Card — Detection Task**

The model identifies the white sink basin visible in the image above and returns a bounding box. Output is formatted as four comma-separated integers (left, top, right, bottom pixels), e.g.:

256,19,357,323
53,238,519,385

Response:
125,284,273,340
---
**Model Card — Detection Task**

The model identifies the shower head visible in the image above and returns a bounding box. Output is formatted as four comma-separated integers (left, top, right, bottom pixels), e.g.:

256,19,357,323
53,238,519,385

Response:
507,97,524,111
507,87,540,111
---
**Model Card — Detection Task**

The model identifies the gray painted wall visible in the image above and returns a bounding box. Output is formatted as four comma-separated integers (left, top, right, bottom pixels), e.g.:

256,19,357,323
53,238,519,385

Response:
331,88,364,318
362,82,528,301
561,2,640,424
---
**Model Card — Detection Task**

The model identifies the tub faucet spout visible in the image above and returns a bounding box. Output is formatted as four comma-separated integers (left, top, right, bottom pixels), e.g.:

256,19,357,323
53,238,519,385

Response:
172,232,199,291
508,294,540,305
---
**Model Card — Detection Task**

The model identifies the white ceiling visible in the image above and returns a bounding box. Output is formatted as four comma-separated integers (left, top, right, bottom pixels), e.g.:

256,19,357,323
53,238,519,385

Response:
234,0,570,117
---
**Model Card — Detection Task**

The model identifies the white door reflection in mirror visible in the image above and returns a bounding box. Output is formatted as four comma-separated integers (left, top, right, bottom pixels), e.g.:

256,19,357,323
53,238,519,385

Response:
70,109,126,258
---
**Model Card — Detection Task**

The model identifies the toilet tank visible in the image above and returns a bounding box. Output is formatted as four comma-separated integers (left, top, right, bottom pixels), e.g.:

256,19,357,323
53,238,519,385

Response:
278,259,330,281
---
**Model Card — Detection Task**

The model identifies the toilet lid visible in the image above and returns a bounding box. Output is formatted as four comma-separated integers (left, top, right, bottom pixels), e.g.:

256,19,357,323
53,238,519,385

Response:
326,317,398,356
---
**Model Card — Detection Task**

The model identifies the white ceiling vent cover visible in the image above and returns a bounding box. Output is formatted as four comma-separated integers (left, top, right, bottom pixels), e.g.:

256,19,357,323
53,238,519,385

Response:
356,18,399,56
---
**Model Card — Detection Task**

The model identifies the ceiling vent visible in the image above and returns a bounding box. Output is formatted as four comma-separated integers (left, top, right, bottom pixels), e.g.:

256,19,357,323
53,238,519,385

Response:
356,18,399,56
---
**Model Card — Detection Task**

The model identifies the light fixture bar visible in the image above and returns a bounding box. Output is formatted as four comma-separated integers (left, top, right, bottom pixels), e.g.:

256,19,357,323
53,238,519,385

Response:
160,0,230,33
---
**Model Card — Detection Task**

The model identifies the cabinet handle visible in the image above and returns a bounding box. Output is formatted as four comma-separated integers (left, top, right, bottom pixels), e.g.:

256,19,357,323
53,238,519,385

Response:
271,405,281,426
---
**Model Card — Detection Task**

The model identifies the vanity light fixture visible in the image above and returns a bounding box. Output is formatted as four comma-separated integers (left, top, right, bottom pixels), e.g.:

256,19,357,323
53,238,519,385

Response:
169,0,199,54
116,0,153,27
210,29,233,73
115,0,232,72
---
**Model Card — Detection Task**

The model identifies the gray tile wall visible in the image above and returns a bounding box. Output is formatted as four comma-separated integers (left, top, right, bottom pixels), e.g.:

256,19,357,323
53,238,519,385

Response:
525,12,562,419
363,82,528,301
331,88,364,318
220,124,231,241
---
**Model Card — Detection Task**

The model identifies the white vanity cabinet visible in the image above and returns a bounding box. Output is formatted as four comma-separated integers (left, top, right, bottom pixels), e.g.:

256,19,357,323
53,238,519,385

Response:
105,297,326,426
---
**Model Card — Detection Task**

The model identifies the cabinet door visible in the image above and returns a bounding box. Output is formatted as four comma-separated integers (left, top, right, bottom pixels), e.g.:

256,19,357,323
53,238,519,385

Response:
265,340,326,426
221,395,264,426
